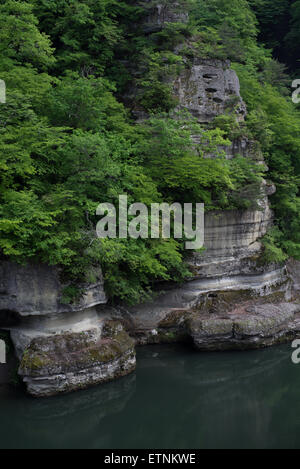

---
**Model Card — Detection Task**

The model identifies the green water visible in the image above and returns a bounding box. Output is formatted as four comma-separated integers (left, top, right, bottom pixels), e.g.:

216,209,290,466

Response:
0,344,300,449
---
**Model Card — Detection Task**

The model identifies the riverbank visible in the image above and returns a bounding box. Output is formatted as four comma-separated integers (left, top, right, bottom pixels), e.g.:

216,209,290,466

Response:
2,296,300,397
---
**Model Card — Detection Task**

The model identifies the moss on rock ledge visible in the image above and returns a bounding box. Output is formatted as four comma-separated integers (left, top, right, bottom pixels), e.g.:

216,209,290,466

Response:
187,303,300,351
19,322,136,397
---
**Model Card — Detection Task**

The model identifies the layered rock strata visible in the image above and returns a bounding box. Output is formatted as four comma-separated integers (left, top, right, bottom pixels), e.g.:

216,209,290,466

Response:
0,261,106,317
0,1,299,398
19,321,136,398
188,303,300,351
0,263,136,397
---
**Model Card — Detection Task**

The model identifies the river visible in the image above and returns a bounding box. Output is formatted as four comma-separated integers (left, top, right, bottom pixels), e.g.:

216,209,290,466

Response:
0,343,299,449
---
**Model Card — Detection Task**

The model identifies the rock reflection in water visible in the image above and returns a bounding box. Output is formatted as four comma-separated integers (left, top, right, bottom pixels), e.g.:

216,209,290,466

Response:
127,345,299,449
0,373,136,449
0,344,300,449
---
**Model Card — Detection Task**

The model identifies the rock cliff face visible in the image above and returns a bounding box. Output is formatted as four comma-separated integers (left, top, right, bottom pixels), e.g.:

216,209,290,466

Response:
0,261,106,317
192,199,274,278
119,2,299,347
174,58,247,123
0,263,136,396
142,0,189,33
0,1,299,397
287,259,300,297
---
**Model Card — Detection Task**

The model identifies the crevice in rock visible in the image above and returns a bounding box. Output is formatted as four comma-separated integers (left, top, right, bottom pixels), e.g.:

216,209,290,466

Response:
0,309,21,328
203,74,218,79
213,97,224,104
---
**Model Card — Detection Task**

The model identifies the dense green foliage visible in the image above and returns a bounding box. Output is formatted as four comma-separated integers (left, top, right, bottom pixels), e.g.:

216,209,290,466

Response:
0,0,299,303
249,0,300,73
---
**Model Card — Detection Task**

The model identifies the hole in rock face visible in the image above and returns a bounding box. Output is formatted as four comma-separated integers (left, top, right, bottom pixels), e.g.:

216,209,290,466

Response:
206,88,218,93
213,97,223,104
203,74,218,79
208,293,218,299
0,310,21,328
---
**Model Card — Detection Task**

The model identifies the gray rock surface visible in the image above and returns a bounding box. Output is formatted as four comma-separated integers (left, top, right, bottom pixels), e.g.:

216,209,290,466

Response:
142,1,189,33
137,268,287,318
18,321,136,397
0,261,107,317
190,196,274,279
203,201,272,256
287,259,300,296
188,303,300,350
174,59,247,123
0,2,298,398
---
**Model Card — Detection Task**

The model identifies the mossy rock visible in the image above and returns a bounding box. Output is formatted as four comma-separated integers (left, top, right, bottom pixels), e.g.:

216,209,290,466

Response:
194,287,289,316
155,329,189,344
194,289,254,315
188,316,233,337
102,320,124,338
234,307,296,337
158,309,188,328
19,324,136,378
21,349,52,372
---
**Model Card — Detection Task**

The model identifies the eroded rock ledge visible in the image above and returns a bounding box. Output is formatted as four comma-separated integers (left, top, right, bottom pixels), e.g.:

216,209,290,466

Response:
0,261,106,317
1,5,300,396
0,260,299,397
18,321,136,398
188,303,300,351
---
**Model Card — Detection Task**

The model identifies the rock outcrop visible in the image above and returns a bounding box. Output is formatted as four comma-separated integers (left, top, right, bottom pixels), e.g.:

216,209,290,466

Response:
114,268,290,345
108,2,298,351
188,303,300,351
175,58,247,124
0,261,106,317
142,0,189,33
287,259,300,298
191,199,274,279
0,1,299,398
19,321,136,398
0,263,135,397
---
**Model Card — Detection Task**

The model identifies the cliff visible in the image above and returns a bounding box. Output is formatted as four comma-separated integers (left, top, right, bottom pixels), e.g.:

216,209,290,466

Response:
0,1,300,397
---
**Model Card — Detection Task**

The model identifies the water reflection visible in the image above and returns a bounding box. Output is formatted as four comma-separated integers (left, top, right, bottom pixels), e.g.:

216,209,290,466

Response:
0,344,300,449
0,374,136,449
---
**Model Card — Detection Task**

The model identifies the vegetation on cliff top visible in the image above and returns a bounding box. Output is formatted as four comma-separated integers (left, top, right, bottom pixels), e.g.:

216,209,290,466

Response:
0,0,299,303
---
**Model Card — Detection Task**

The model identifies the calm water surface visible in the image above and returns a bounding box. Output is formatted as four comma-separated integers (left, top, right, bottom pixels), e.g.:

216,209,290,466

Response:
0,344,300,449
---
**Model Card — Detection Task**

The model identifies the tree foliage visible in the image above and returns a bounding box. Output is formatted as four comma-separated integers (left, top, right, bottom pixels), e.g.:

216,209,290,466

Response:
0,0,299,303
